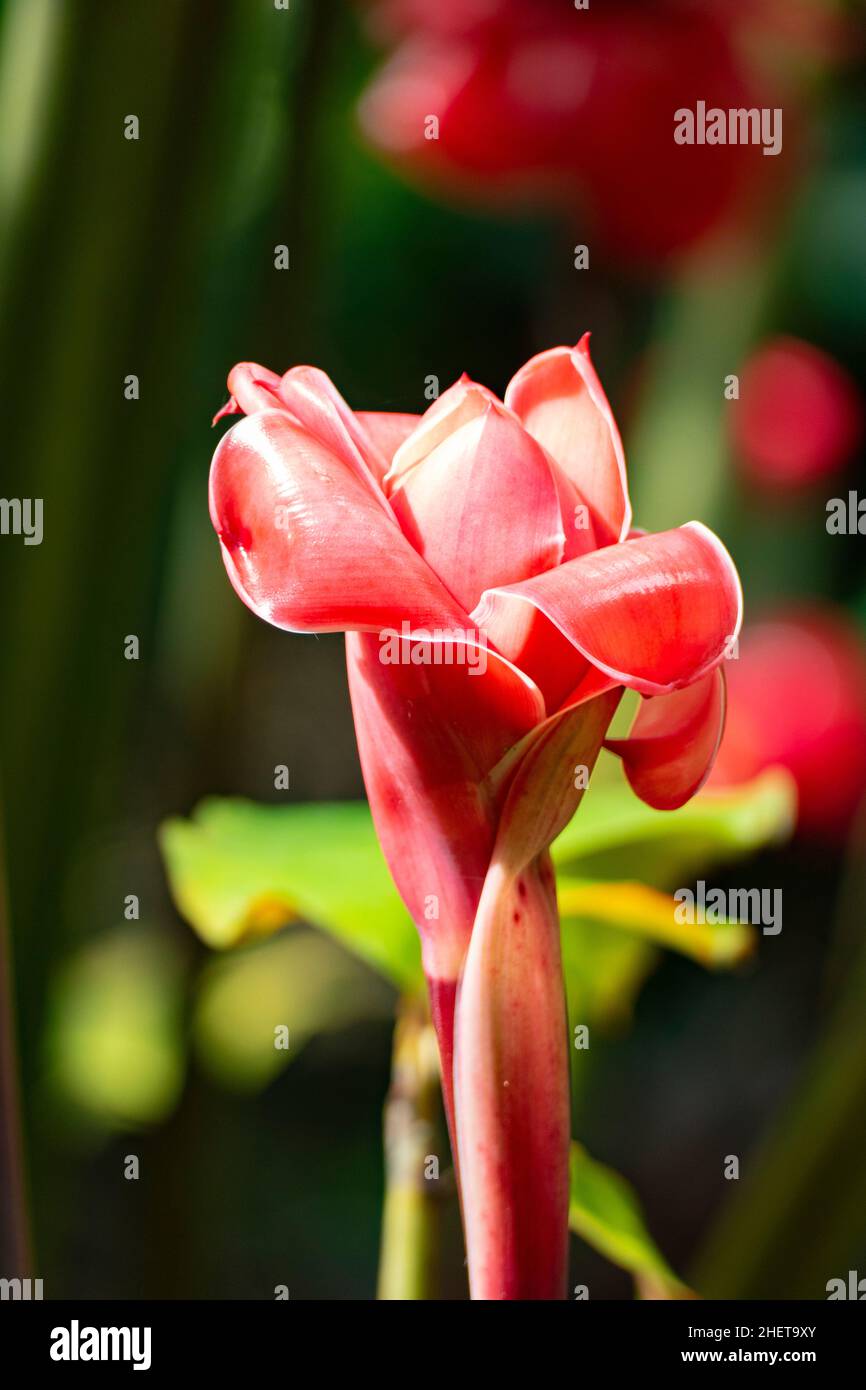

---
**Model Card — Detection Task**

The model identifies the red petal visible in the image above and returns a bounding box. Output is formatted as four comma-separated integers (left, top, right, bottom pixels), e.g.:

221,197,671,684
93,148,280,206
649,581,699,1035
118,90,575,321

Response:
383,374,497,493
605,669,727,810
346,630,544,1139
209,410,467,633
389,399,565,613
490,690,621,856
473,523,743,698
345,631,543,983
355,410,421,467
225,362,285,414
274,365,391,491
505,335,631,546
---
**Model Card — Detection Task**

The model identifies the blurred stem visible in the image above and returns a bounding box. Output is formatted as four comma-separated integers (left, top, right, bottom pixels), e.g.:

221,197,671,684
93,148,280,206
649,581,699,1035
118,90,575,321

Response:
0,799,31,1276
629,241,771,534
377,993,443,1301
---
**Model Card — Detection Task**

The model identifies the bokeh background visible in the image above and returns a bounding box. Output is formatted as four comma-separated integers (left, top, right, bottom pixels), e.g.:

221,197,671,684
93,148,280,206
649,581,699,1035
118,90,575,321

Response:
1,0,865,1299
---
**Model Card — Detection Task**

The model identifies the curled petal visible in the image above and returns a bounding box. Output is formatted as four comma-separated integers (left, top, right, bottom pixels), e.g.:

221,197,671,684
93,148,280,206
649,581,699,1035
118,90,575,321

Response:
480,601,590,715
213,362,285,424
606,669,727,810
390,400,565,613
275,365,391,490
209,410,467,633
215,363,400,492
505,334,631,546
472,523,743,698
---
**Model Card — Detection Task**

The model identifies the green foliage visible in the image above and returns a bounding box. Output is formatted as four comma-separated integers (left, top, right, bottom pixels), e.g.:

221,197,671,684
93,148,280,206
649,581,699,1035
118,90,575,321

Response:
44,927,187,1130
160,798,421,989
193,927,393,1092
569,1143,693,1299
552,761,795,888
159,769,794,1058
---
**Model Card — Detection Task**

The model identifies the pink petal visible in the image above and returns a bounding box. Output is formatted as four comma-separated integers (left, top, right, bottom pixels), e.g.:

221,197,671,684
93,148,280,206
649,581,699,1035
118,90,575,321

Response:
472,523,743,698
490,690,622,854
275,365,391,492
212,362,285,424
346,631,543,982
209,410,468,633
355,410,421,466
389,400,565,613
383,375,498,493
504,334,631,546
606,669,727,810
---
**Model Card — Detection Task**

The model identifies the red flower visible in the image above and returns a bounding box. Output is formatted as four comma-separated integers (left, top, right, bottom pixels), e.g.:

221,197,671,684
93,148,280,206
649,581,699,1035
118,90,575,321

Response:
711,608,866,842
731,337,864,490
358,0,776,264
209,338,741,1297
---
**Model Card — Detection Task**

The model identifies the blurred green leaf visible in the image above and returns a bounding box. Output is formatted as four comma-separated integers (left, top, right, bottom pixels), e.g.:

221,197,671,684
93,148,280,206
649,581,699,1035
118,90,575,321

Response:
44,927,186,1130
559,880,755,970
569,1143,693,1299
562,917,656,1032
552,765,795,889
160,798,421,990
161,772,792,1020
193,926,394,1092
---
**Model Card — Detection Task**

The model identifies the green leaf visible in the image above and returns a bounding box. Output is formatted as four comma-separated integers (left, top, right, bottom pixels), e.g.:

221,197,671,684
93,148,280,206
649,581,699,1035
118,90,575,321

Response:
569,1143,694,1299
553,763,795,890
559,880,755,971
193,927,394,1092
44,926,187,1130
159,798,421,991
562,918,657,1033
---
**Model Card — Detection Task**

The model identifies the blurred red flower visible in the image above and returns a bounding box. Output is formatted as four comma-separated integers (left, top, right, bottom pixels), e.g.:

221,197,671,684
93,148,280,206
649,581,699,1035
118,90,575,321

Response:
711,608,866,841
359,0,791,265
731,337,864,490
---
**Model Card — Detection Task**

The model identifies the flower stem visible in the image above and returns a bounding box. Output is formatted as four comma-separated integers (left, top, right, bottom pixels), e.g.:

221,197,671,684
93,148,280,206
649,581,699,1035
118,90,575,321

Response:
377,992,444,1300
455,853,571,1299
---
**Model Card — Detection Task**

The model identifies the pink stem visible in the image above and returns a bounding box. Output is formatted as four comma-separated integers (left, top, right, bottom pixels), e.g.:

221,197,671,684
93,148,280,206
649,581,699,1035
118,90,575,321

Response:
453,852,570,1299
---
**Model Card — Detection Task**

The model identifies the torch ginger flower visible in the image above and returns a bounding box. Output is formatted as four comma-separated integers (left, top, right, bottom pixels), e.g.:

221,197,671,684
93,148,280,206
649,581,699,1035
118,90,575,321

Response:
209,337,742,1298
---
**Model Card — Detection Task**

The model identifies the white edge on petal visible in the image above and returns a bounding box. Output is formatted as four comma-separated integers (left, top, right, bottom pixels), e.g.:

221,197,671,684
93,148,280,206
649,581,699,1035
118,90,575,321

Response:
682,519,744,653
